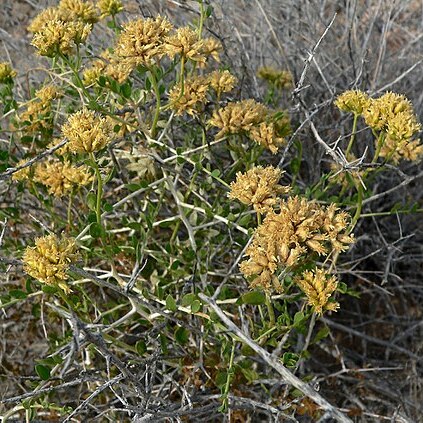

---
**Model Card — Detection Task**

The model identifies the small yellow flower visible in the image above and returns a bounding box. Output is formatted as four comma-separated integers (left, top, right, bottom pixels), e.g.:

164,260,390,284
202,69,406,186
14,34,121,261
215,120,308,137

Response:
334,90,369,115
27,7,69,33
11,159,33,182
294,268,339,314
200,38,222,63
164,27,204,62
257,66,293,90
61,109,114,153
23,234,79,293
97,0,123,18
239,196,354,292
0,62,17,83
34,159,93,197
248,122,286,154
35,85,62,103
114,16,173,68
209,99,268,139
168,75,210,116
229,166,290,214
208,70,237,96
31,19,92,57
58,0,99,23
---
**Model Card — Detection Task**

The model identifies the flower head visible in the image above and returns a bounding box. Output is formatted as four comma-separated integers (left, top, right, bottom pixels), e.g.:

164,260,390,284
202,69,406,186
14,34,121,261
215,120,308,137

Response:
164,27,204,62
239,197,354,292
35,85,62,103
34,159,93,197
200,38,222,63
97,0,123,18
257,66,293,90
61,109,114,153
31,19,92,57
168,75,210,116
249,122,286,154
208,70,237,96
334,90,369,115
23,234,79,293
114,16,173,68
11,159,33,182
58,0,99,23
294,268,339,314
0,62,17,83
209,99,268,139
229,166,290,214
28,7,70,33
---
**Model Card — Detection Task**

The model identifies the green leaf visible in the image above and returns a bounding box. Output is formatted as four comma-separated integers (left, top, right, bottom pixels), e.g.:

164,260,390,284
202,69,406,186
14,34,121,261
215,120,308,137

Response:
312,326,330,344
190,299,201,313
125,183,141,192
9,289,27,299
135,340,147,355
165,294,177,312
206,5,213,17
293,311,306,327
282,352,299,368
35,364,51,380
238,291,266,305
89,222,104,238
120,82,132,98
181,293,197,307
174,326,189,345
41,285,58,295
86,192,97,211
211,169,221,178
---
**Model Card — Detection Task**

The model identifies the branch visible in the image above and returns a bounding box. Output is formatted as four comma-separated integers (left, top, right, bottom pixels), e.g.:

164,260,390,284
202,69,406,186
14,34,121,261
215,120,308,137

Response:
199,294,353,423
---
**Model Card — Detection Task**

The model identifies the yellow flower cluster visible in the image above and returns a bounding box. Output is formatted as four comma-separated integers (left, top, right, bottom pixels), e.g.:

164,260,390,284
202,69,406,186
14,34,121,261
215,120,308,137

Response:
82,50,133,85
209,99,286,153
294,268,339,314
0,62,17,83
239,197,354,292
257,66,293,90
23,234,79,293
200,38,222,63
208,70,237,97
334,90,369,115
97,0,123,18
11,159,33,182
114,16,173,69
31,19,92,57
335,90,422,163
18,85,62,134
34,159,93,197
229,166,290,214
58,0,99,23
168,70,237,116
164,27,204,62
168,75,210,116
61,109,115,153
28,0,98,56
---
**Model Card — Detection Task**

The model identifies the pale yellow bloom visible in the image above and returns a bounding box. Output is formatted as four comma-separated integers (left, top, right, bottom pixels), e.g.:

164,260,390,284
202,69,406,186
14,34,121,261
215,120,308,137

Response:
35,85,62,103
0,62,17,83
58,0,99,23
200,38,222,63
61,109,114,153
164,27,204,62
97,0,123,18
240,196,354,292
229,166,290,214
257,66,293,90
168,75,210,116
208,70,237,96
31,19,92,57
27,7,69,33
34,159,93,197
249,122,286,154
114,16,173,68
23,234,79,293
334,90,369,115
295,268,339,314
209,99,268,139
11,159,33,182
